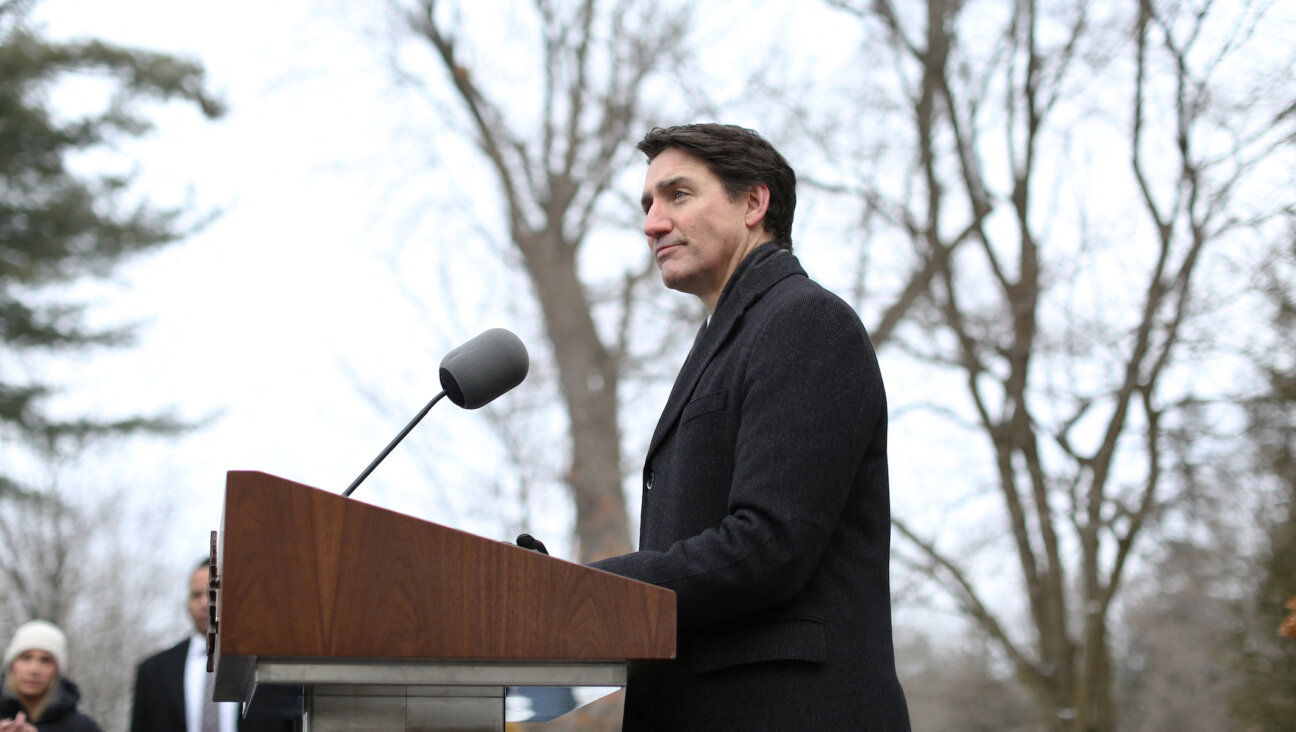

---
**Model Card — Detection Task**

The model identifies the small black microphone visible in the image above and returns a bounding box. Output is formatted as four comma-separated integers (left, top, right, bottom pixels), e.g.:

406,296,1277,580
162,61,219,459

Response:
343,328,529,497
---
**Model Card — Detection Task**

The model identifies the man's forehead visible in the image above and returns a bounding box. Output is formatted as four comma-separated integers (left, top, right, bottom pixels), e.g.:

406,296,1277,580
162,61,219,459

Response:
643,153,714,201
645,148,707,180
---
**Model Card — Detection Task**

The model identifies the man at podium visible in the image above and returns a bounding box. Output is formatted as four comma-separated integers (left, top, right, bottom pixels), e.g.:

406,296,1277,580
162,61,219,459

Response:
588,124,912,730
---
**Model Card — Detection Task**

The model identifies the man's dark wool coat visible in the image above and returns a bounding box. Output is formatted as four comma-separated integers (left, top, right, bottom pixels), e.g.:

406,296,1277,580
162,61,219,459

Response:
592,243,911,731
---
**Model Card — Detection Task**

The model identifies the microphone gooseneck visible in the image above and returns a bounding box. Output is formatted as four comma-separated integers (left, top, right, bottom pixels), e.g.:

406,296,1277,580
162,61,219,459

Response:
343,391,448,497
343,328,530,498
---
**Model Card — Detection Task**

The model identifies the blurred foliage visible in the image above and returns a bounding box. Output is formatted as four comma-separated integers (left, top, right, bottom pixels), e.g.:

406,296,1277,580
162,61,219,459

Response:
1229,232,1296,730
0,0,223,496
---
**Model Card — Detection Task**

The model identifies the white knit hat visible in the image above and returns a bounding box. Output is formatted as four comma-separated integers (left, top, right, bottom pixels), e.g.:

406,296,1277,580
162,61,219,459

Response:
3,620,67,671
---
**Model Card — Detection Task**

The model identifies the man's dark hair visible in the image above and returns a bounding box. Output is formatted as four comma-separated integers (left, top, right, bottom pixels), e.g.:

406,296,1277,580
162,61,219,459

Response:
638,123,797,249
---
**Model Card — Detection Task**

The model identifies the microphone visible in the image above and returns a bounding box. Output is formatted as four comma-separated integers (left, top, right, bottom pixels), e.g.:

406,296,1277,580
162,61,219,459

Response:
439,328,529,409
343,328,529,497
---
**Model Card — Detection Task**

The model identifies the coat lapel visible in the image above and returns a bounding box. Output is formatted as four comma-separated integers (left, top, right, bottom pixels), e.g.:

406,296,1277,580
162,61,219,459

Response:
646,246,804,459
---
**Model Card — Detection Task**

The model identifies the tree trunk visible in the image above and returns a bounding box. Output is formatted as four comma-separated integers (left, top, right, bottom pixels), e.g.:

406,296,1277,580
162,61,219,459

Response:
518,228,631,561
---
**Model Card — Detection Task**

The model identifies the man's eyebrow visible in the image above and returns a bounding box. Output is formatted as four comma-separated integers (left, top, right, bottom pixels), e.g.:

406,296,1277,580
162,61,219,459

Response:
641,175,693,209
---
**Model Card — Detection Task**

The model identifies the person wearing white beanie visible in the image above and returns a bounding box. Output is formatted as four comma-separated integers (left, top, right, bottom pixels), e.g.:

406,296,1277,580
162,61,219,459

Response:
1,622,65,677
0,620,101,732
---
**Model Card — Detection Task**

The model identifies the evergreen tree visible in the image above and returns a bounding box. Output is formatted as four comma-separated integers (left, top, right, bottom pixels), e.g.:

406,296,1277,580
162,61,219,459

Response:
0,1,224,495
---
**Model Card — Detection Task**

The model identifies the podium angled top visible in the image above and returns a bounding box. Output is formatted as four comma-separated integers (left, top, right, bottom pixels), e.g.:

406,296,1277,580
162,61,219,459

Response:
211,470,674,688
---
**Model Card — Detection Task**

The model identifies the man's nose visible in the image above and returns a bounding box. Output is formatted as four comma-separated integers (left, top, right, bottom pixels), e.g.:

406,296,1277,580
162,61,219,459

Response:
643,201,671,239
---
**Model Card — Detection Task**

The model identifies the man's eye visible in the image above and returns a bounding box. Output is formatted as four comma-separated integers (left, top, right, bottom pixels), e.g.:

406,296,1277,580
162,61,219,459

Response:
672,190,688,201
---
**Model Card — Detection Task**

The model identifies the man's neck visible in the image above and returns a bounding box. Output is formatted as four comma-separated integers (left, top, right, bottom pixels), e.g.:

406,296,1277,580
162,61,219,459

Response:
701,235,777,313
702,239,783,316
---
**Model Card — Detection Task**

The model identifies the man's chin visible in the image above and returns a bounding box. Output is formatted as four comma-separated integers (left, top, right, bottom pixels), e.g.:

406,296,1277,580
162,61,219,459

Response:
660,271,693,295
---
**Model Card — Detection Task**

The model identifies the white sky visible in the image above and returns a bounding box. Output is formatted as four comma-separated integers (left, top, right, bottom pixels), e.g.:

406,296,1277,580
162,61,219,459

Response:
27,0,883,572
31,0,491,570
27,0,1293,647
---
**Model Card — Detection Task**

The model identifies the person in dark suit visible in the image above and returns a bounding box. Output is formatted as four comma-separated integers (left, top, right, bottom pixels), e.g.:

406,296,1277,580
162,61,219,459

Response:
130,560,294,732
588,124,911,730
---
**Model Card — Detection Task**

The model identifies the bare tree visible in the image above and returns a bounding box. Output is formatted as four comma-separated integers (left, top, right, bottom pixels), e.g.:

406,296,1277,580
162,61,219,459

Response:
376,0,715,563
0,471,179,732
1113,461,1254,732
897,628,1042,731
816,0,1296,729
347,1,1294,727
379,0,953,561
0,494,83,627
361,6,953,727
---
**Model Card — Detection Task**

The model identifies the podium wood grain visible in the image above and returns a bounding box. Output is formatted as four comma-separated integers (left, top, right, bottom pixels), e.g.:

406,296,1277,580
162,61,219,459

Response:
214,471,675,666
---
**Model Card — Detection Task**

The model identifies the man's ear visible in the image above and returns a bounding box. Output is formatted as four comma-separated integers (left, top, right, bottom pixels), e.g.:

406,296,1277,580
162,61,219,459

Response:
744,184,771,230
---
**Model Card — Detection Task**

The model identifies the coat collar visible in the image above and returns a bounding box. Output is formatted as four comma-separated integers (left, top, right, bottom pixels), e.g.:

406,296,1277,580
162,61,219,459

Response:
646,242,804,459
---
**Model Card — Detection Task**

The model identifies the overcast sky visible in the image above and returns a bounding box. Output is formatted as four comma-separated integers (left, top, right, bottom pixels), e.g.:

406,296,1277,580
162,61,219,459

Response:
34,0,1284,617
14,6,1293,682
29,0,502,569
28,0,882,571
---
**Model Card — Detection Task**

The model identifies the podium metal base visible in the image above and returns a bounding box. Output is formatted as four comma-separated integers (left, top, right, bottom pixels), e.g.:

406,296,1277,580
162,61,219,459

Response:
307,685,503,732
253,659,627,732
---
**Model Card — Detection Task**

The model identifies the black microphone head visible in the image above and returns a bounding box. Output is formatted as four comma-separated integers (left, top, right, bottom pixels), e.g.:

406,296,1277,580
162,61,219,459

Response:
438,328,529,409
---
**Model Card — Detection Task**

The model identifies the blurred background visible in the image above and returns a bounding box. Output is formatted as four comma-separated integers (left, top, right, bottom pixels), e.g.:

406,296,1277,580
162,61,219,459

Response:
2,0,1294,729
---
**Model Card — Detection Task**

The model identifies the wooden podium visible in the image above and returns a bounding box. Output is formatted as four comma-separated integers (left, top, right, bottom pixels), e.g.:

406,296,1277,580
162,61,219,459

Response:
209,471,675,731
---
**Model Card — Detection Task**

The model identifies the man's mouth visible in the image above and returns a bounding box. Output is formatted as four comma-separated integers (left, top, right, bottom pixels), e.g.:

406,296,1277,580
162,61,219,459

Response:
654,239,683,259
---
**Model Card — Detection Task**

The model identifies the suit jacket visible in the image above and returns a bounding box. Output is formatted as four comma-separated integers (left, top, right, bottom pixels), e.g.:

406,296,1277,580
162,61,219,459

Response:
592,244,911,731
130,639,296,732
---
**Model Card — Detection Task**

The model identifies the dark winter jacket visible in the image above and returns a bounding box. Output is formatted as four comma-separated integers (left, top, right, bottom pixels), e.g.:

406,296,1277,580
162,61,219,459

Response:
0,675,102,732
591,244,911,730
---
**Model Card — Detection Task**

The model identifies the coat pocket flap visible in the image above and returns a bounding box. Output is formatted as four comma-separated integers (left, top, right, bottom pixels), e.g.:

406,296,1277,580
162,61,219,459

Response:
691,616,826,674
680,390,727,425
